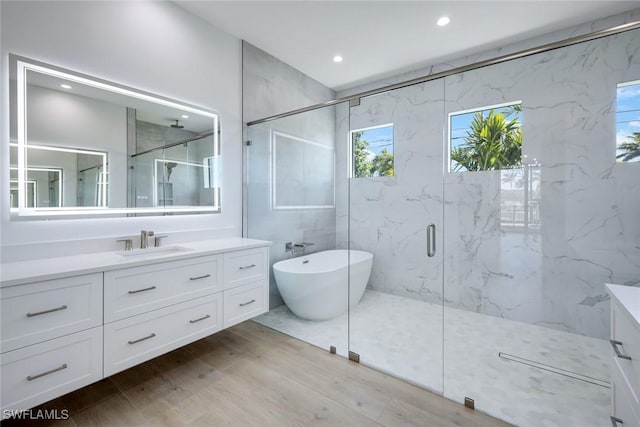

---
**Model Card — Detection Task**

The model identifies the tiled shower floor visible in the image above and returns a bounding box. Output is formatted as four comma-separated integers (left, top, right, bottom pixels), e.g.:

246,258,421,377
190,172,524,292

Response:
254,290,610,427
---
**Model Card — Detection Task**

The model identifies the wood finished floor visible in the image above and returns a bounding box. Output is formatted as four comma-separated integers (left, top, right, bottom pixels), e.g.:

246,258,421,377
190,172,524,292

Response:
1,321,511,427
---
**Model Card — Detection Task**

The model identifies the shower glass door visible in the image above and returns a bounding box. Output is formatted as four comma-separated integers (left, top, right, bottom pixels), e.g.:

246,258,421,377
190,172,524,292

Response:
442,28,640,426
347,81,445,393
245,103,351,357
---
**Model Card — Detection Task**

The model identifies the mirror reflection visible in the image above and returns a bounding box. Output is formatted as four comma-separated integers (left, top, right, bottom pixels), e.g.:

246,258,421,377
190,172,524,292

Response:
10,144,107,208
9,56,220,216
10,167,61,208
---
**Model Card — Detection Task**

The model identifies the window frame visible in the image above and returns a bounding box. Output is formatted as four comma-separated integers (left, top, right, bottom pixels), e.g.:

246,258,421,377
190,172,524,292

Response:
447,100,523,173
616,79,640,163
348,123,395,179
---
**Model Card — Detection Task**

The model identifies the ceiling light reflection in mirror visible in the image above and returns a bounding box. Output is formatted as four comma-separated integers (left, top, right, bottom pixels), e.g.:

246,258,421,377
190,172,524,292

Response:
13,57,220,217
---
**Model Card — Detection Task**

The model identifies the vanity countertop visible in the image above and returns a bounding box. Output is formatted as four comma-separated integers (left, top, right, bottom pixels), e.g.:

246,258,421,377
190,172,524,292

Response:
606,283,640,327
0,237,271,287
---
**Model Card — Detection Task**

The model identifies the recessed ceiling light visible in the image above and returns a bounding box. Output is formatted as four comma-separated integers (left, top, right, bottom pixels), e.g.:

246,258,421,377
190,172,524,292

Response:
60,84,72,89
181,114,189,119
333,55,343,63
437,16,450,26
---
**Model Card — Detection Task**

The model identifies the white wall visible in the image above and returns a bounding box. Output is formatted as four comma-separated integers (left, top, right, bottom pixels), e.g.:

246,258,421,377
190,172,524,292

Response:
0,0,242,251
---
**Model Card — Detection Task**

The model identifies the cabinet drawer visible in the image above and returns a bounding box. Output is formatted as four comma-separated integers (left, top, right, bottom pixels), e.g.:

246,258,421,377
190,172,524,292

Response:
0,327,103,412
104,293,222,376
613,360,640,427
223,280,268,328
612,298,640,401
1,273,102,353
104,255,221,322
224,248,268,290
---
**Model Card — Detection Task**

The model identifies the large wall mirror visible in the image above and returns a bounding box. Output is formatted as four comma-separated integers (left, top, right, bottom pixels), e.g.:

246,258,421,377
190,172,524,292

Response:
9,55,221,217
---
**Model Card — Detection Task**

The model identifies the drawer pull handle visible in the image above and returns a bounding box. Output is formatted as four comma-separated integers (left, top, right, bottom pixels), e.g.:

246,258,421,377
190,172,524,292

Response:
128,333,156,345
128,285,157,294
27,363,68,381
239,264,256,270
611,416,624,426
189,314,211,324
239,299,256,307
189,274,211,281
610,339,632,360
26,305,68,317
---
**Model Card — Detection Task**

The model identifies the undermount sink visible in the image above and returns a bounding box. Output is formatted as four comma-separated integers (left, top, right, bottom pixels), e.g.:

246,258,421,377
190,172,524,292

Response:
117,245,192,258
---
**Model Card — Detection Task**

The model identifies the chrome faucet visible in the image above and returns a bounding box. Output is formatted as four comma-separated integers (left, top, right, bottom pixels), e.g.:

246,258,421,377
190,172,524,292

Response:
285,242,295,255
285,241,315,256
140,230,154,249
295,242,315,249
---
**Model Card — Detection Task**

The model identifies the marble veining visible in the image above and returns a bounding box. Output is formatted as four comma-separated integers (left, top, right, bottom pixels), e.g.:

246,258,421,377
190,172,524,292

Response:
335,28,640,340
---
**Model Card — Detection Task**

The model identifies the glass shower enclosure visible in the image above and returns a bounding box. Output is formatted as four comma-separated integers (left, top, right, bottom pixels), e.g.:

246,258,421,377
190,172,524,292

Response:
245,26,640,427
246,103,350,357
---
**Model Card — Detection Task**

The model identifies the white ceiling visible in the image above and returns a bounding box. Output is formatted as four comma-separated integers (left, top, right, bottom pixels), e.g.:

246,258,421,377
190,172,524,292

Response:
177,1,639,91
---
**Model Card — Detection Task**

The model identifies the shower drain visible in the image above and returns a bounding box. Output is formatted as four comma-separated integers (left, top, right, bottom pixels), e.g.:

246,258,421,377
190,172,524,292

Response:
498,352,610,388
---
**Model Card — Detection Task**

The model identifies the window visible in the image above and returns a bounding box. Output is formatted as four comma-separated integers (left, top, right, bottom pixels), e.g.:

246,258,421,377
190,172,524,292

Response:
449,101,522,172
616,81,640,162
350,124,394,178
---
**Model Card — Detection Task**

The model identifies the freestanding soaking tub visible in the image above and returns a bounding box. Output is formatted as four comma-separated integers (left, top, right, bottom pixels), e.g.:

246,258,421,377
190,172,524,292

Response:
273,249,373,321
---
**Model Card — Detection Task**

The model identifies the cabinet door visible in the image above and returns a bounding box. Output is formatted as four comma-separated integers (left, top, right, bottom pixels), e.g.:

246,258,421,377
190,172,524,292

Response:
104,293,222,376
1,327,103,412
224,248,268,289
613,359,640,427
612,298,640,407
104,255,221,322
224,280,268,328
1,273,103,353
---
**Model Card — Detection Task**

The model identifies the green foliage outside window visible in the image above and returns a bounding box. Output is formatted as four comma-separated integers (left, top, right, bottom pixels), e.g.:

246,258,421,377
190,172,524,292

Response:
352,125,394,178
616,82,640,163
450,104,522,172
616,132,640,162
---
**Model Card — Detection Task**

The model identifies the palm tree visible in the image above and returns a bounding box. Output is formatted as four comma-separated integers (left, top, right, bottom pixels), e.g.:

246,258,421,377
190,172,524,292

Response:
501,169,523,189
451,107,522,172
617,132,640,162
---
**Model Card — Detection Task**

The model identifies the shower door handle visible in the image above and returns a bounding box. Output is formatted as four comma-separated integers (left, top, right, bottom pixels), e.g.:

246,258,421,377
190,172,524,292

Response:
427,224,436,258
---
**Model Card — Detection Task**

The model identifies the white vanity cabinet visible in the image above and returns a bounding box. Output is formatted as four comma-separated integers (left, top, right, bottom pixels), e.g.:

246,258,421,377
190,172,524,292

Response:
223,248,269,327
1,273,103,353
103,248,268,375
103,254,222,323
224,279,268,328
0,273,104,412
104,293,223,376
606,284,640,427
0,239,270,413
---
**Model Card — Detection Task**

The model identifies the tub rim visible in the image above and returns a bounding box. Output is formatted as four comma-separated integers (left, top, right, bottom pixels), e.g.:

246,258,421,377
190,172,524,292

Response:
273,249,372,275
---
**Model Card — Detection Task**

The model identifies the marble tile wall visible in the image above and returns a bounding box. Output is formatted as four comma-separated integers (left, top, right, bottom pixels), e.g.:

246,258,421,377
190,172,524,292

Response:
242,42,337,308
339,28,640,340
336,83,446,306
442,28,640,339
